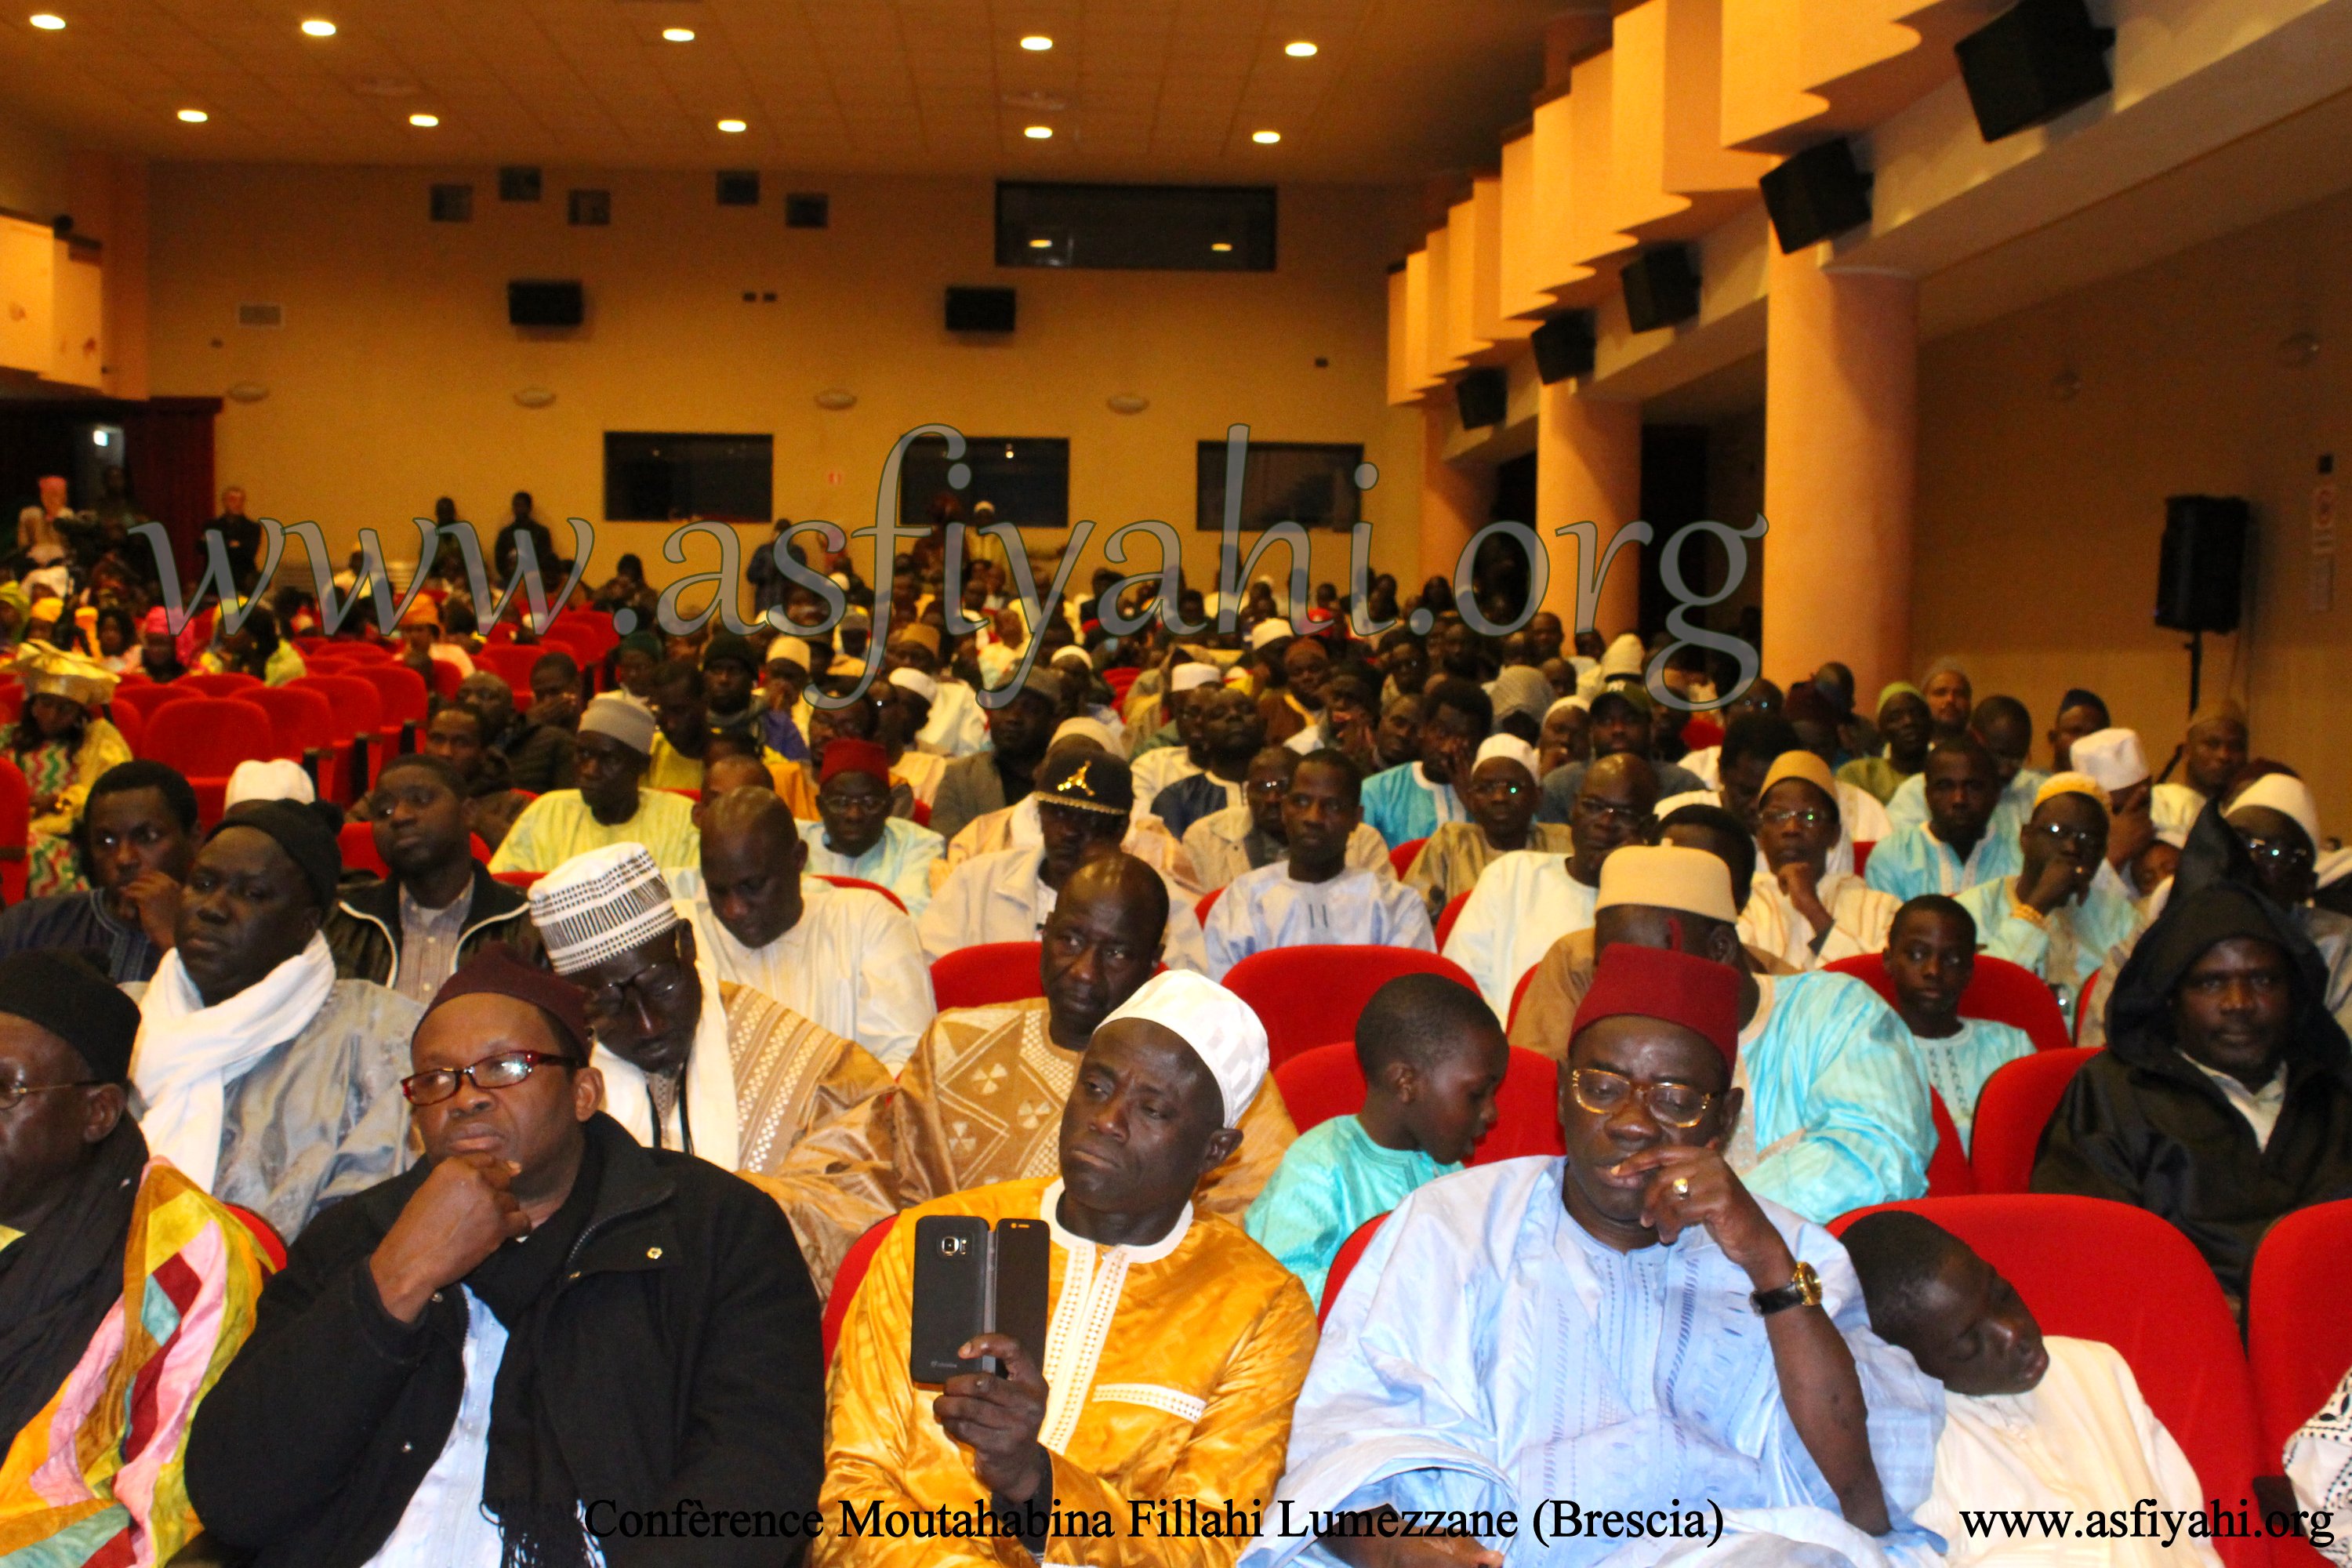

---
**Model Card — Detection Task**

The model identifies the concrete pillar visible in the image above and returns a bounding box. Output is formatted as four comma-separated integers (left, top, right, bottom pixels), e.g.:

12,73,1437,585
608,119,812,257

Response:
1761,245,1918,695
1537,380,1643,640
1417,401,1486,590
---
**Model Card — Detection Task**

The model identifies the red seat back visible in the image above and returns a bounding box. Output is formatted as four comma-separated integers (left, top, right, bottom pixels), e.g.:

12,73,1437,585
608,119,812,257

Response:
1433,891,1471,950
339,819,490,879
824,1214,898,1367
108,699,143,756
241,684,336,760
291,674,385,740
1826,950,2072,1055
1320,1211,1387,1324
493,869,545,892
1926,1090,1976,1196
1833,1195,2271,1568
2250,1199,2352,1460
223,1202,288,1271
1969,1046,2096,1194
176,670,260,697
930,941,1045,1011
1507,962,1539,1031
478,643,545,690
813,873,906,914
426,658,463,699
1271,1040,1564,1166
113,682,193,724
1223,946,1479,1069
141,695,279,782
1388,837,1425,879
1196,886,1222,925
356,662,430,726
0,755,27,905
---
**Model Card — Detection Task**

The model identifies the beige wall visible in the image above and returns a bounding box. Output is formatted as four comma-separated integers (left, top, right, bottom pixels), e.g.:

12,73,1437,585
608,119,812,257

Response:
1914,185,2352,829
143,162,1425,607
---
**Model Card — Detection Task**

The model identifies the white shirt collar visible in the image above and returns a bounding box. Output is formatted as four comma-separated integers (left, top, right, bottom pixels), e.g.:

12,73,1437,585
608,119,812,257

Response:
1039,1177,1194,1265
2182,1052,2288,1150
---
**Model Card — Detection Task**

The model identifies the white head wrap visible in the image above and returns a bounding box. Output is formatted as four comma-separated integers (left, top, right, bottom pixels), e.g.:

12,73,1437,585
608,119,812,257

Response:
1546,694,1589,720
579,693,658,756
1171,662,1219,694
1599,633,1646,678
1051,714,1125,757
224,758,317,808
1473,733,1540,779
887,666,939,704
764,635,814,673
1098,969,1269,1127
1247,619,1296,651
2069,728,2149,794
2229,772,2324,851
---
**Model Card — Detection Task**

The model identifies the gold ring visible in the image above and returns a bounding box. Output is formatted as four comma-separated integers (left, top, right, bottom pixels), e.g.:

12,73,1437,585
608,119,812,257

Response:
1672,1177,1691,1198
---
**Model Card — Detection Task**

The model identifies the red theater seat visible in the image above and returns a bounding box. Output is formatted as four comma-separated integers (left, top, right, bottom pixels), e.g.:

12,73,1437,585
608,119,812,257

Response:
825,1214,898,1367
1272,1040,1564,1166
1827,950,2072,1055
140,697,279,824
1319,1212,1387,1325
813,874,906,913
2250,1200,2352,1481
931,942,1044,1011
1388,837,1425,880
1223,946,1479,1069
1969,1047,2097,1194
1433,891,1471,950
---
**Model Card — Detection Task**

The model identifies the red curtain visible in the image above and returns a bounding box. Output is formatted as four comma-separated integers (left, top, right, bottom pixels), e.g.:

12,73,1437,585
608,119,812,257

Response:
120,397,218,588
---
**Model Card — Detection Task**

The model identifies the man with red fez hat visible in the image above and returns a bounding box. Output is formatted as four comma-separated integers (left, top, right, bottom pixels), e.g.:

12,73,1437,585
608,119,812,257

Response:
187,946,825,1568
798,736,946,917
1247,942,1943,1568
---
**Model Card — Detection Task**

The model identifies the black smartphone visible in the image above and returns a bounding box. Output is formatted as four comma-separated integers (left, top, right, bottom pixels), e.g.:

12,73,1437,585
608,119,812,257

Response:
992,1218,1051,1375
909,1214,990,1383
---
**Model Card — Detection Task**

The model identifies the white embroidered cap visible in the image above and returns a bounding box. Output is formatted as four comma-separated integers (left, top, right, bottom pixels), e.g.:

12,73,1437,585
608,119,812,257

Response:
1473,733,1540,778
529,842,679,975
224,757,316,808
1247,618,1296,651
1171,662,1219,694
2229,772,2324,851
1098,969,1269,1128
887,666,939,704
2070,728,2149,795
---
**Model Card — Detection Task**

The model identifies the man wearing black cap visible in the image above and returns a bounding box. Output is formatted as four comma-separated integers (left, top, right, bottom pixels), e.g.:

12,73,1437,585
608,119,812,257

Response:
702,630,767,742
0,949,271,1565
928,667,1061,842
1536,683,1707,828
921,745,1211,973
129,800,422,1240
185,946,824,1568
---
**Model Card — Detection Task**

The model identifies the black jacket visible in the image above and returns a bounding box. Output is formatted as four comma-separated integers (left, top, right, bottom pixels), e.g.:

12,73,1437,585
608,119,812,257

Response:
2033,880,2352,1305
184,1114,824,1567
324,862,532,993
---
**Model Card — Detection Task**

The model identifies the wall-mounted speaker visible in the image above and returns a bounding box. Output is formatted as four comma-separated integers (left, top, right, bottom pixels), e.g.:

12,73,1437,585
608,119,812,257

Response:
1455,368,1508,430
717,170,760,206
1955,0,2115,143
946,286,1016,333
508,280,584,328
1530,312,1595,385
2154,495,2249,634
1621,245,1700,333
1759,139,1873,253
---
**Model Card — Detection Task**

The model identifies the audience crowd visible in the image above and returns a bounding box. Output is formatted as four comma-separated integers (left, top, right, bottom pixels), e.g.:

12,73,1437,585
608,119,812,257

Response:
2,490,2350,1568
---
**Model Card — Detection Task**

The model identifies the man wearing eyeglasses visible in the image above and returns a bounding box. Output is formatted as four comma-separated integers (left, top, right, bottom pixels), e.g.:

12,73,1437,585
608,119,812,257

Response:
1247,942,1941,1568
1399,734,1572,920
527,840,891,1294
0,949,270,1566
187,946,822,1568
1740,750,1903,972
2212,770,2352,1037
1179,745,1390,893
1955,774,2146,1047
1662,713,1893,890
1443,751,1657,1017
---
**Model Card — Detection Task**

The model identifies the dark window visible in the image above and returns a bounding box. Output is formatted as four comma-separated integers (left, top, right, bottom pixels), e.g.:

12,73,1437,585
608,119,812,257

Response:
568,188,611,227
429,183,472,223
499,166,542,202
785,192,829,228
604,433,773,522
717,170,759,206
996,182,1275,270
1196,441,1365,532
898,437,1070,530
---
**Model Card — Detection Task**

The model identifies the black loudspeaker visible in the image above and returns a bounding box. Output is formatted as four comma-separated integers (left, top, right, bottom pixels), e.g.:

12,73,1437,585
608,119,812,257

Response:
507,280,583,327
1621,245,1700,333
1759,139,1873,252
2155,495,2249,634
1530,312,1596,384
1955,0,2115,142
946,286,1016,332
1455,368,1508,429
716,169,760,206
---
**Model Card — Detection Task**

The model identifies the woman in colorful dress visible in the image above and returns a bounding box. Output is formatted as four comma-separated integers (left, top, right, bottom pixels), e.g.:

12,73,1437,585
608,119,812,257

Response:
3,644,134,896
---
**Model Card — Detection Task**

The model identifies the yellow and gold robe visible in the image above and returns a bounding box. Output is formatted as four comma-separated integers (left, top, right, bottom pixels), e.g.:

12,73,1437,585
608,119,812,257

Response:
869,998,1294,1220
818,1176,1318,1568
718,981,895,1295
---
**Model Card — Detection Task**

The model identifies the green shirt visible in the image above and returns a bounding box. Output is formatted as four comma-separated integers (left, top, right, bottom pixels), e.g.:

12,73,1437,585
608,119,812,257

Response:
1244,1113,1457,1308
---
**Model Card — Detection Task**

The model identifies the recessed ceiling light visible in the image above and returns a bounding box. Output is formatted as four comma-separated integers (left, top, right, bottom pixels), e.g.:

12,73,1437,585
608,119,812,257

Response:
408,111,438,126
662,26,693,41
1019,34,1051,50
1023,124,1052,140
1284,40,1317,57
717,118,746,132
1029,237,1051,249
29,12,64,27
1251,129,1281,143
1210,241,1233,252
299,18,336,36
176,107,207,122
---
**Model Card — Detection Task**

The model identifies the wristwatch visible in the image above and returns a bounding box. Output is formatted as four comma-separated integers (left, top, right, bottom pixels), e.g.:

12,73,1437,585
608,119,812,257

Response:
1751,1261,1823,1316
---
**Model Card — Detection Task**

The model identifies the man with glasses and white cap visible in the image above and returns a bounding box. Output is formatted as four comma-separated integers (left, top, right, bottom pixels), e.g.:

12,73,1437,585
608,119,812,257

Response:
488,691,700,875
1130,660,1224,804
1399,732,1573,921
2067,726,2162,901
1957,772,2147,1047
528,841,892,1290
821,967,1317,1568
1246,942,1940,1568
2219,768,2352,1036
